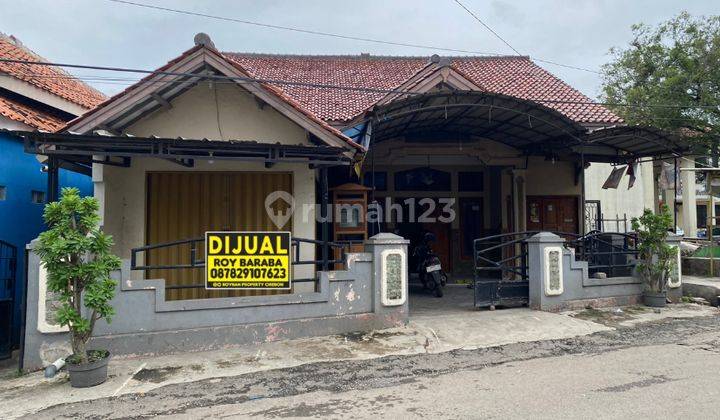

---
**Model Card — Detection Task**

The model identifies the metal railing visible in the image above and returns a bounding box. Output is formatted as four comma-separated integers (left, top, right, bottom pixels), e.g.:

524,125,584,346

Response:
130,236,361,290
474,231,639,281
567,231,638,277
473,231,542,280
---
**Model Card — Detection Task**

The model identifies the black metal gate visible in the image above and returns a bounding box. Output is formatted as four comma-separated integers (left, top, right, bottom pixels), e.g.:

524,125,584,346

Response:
0,240,17,359
473,232,534,309
585,200,602,232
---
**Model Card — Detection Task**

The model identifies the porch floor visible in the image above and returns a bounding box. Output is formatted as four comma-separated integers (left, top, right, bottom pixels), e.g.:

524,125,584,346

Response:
409,284,475,316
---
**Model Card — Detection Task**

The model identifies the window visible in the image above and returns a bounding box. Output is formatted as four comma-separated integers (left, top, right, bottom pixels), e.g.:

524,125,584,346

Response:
0,186,6,201
458,171,484,192
697,204,708,229
362,171,387,191
394,167,451,191
31,190,46,204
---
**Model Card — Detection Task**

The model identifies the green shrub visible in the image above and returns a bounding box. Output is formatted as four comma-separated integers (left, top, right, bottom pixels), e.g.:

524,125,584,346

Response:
631,205,676,294
35,187,121,364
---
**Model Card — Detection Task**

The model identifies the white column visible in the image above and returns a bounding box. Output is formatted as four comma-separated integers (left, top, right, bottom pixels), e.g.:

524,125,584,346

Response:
681,158,697,237
641,161,655,213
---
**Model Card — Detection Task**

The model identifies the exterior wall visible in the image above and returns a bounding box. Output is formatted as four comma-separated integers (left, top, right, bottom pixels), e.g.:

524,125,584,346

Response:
22,233,409,371
524,157,580,197
584,161,655,230
95,81,323,284
126,82,308,144
0,131,92,346
676,198,718,236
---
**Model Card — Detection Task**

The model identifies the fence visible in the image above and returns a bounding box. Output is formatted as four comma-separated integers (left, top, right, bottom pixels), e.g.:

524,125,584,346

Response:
130,236,362,298
474,231,638,281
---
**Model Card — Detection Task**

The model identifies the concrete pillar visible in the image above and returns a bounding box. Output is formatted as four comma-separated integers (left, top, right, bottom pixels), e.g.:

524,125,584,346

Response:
526,232,566,310
665,233,683,303
512,170,526,232
680,158,697,237
364,233,410,317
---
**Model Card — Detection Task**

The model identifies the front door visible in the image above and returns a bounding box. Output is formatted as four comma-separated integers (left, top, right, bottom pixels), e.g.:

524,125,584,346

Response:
527,196,579,234
460,198,483,259
396,198,452,272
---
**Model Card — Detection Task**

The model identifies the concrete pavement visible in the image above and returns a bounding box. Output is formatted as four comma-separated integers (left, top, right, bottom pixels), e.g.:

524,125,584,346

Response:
191,339,720,419
683,275,720,306
23,312,720,419
0,299,717,419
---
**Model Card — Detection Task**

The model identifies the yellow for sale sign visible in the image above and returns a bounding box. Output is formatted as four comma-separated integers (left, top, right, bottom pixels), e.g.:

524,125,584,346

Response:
205,231,291,289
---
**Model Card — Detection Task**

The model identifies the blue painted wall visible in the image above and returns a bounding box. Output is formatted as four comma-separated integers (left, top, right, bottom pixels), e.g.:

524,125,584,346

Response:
0,132,93,348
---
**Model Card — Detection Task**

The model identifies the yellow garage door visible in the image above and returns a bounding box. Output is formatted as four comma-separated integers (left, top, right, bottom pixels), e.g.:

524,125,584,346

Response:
146,172,293,300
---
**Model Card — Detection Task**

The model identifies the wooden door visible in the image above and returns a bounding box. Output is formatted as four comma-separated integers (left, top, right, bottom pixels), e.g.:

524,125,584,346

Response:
421,220,452,271
146,172,292,300
556,197,579,234
460,198,483,259
421,198,452,271
526,196,578,234
396,198,452,271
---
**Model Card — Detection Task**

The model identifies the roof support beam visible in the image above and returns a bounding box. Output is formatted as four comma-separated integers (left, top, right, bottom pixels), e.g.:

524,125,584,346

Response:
151,92,173,110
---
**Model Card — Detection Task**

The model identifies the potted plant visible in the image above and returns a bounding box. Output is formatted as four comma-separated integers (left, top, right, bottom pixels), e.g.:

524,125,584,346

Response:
35,187,121,387
631,205,676,308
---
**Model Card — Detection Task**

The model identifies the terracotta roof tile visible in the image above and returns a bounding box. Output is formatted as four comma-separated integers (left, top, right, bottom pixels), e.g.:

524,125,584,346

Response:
0,94,65,131
0,35,106,110
225,54,430,123
224,53,621,125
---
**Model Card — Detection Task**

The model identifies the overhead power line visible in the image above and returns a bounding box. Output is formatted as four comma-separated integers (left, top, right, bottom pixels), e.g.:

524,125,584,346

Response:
2,58,720,110
106,0,600,74
451,0,600,74
451,0,521,55
106,0,501,56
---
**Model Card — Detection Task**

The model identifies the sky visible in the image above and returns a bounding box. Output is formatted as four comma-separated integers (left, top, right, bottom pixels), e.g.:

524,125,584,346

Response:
1,0,717,100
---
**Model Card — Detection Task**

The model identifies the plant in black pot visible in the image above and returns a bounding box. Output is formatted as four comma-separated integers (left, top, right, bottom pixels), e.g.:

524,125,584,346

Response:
35,187,121,387
631,205,675,308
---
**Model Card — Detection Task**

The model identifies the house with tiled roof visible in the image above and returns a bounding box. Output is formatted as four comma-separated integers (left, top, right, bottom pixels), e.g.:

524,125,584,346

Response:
0,33,105,358
17,35,692,371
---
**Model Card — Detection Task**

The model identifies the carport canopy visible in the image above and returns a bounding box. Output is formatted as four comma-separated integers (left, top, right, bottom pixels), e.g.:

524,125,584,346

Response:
362,91,694,163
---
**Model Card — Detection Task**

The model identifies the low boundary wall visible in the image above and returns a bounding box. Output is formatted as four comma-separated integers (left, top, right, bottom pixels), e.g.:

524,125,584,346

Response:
527,232,683,311
22,233,409,371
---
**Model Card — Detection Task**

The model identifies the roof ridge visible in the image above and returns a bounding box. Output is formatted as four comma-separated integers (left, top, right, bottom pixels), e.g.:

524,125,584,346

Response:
224,51,530,60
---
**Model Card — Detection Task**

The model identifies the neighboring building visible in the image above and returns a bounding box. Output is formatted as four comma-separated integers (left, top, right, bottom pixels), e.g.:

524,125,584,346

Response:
0,33,105,356
17,36,690,369
675,167,720,237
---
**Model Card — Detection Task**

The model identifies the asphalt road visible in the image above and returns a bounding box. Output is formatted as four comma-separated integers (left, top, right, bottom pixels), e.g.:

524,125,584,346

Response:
30,315,720,419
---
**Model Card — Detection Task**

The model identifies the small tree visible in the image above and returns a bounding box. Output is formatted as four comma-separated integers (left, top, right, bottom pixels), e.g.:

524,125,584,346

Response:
631,205,676,294
35,187,121,364
601,12,720,160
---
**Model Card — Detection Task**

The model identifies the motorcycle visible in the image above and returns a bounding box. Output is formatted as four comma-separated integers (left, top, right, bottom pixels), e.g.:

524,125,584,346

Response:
412,232,447,297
